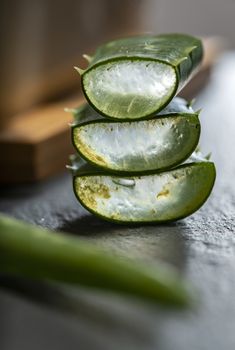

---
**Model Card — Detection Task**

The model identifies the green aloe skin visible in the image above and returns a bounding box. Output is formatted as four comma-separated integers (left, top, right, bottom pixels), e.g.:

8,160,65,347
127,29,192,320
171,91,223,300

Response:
71,97,201,173
69,34,215,224
0,214,193,307
80,34,203,120
72,159,216,224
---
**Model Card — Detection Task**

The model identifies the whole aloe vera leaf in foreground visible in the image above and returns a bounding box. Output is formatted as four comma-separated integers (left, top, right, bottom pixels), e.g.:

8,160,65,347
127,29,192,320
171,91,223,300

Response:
0,214,192,307
71,97,200,173
73,161,215,223
80,34,203,120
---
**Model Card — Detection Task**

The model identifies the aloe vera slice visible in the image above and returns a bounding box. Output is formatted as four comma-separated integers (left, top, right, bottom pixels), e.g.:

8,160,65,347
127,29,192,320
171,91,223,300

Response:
71,97,200,173
73,161,215,223
80,34,203,120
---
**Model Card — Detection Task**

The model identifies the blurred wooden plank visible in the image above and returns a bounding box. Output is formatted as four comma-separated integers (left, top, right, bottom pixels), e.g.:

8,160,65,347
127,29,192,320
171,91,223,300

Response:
0,99,82,183
0,37,223,183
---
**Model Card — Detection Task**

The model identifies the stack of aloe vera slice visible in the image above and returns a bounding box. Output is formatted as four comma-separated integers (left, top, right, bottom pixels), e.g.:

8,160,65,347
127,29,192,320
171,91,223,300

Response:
69,34,216,223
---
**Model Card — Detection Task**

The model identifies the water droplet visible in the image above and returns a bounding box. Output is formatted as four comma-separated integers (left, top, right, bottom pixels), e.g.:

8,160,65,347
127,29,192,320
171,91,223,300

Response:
112,178,135,188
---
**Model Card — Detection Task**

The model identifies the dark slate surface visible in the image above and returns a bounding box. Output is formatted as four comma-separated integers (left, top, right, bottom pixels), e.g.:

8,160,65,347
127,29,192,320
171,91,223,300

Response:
1,54,235,350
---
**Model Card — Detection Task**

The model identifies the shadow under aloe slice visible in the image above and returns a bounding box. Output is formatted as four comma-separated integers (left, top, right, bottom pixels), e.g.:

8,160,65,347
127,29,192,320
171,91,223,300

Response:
73,161,216,224
71,97,200,173
80,34,203,120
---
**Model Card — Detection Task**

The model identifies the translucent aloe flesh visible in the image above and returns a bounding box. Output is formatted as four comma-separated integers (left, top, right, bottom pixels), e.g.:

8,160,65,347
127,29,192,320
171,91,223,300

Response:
0,214,193,307
81,34,203,120
73,161,216,223
72,97,200,173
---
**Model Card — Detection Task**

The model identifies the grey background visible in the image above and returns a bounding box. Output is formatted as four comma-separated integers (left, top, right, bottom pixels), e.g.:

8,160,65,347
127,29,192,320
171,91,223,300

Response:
142,0,235,47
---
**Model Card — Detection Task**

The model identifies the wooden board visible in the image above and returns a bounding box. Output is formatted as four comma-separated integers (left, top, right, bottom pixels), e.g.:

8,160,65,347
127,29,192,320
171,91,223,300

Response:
0,99,82,183
0,37,223,183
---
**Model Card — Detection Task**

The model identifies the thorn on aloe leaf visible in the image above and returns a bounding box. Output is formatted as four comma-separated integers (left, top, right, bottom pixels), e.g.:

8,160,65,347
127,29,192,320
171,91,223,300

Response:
69,154,83,167
83,54,92,63
66,164,73,170
68,122,75,127
205,152,212,160
195,108,202,116
74,66,85,75
64,107,77,114
66,164,77,172
187,98,196,108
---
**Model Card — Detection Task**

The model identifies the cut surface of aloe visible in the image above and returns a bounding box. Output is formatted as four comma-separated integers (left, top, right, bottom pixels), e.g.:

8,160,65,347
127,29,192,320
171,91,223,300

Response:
72,97,200,173
73,161,215,223
81,34,203,120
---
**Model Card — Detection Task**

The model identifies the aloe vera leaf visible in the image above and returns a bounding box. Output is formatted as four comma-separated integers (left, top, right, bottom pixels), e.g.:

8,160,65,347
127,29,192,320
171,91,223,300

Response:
73,162,215,223
80,34,203,120
71,97,200,173
71,96,196,124
0,214,192,307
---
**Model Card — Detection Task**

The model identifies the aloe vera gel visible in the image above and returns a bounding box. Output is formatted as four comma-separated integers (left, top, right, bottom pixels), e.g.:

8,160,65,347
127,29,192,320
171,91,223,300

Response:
74,162,215,223
81,34,203,119
72,98,200,173
69,33,215,223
